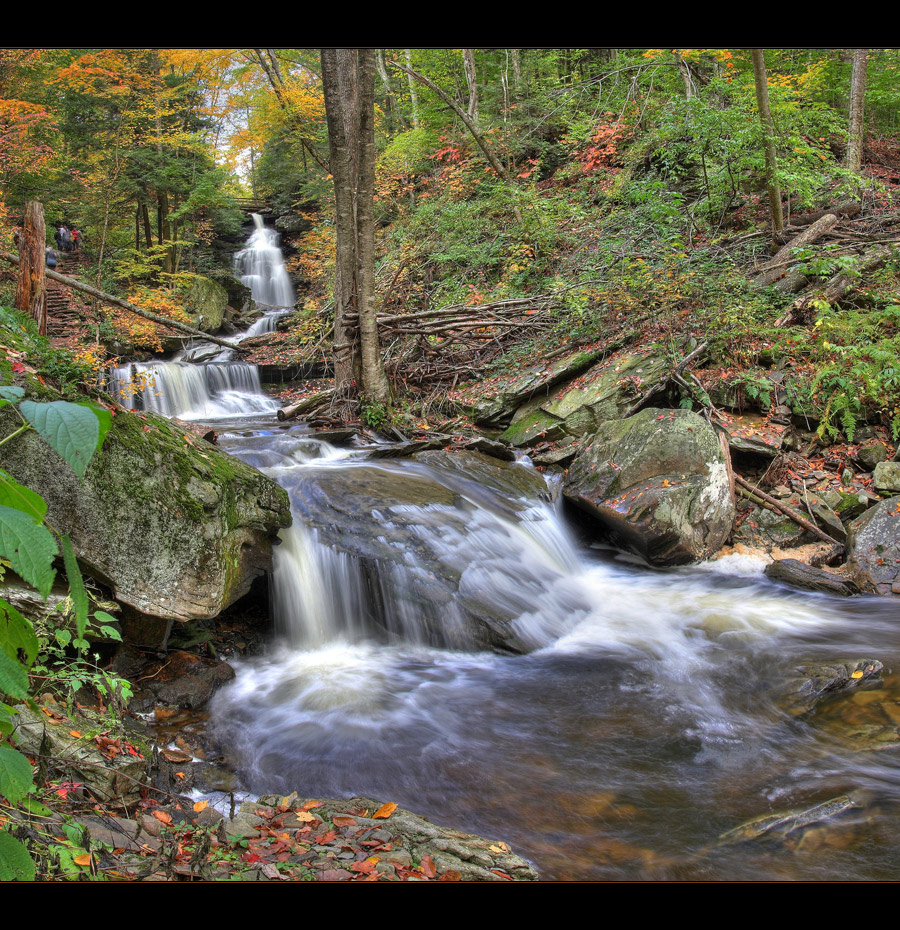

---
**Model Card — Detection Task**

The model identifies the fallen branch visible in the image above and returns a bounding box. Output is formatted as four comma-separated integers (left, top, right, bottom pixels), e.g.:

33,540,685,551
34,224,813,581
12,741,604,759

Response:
0,251,243,353
733,473,842,546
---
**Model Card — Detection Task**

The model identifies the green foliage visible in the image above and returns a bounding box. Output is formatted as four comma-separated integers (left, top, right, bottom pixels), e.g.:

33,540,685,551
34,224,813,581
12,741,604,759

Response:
0,388,108,880
360,398,389,431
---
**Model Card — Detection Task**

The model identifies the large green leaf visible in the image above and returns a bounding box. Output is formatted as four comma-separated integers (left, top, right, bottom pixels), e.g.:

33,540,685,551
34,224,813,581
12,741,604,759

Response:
0,469,47,524
0,386,24,404
0,650,28,700
0,504,57,597
0,598,38,668
18,400,100,478
60,535,88,641
0,745,33,804
0,830,35,881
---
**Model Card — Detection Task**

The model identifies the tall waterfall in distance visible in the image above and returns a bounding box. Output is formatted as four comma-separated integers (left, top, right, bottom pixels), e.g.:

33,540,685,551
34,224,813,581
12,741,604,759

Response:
235,213,295,309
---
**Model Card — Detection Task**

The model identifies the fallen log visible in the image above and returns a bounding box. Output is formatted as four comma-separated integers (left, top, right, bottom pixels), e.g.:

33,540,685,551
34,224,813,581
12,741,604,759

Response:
780,201,860,231
734,474,842,547
776,245,891,326
276,390,333,421
0,251,243,353
753,213,840,288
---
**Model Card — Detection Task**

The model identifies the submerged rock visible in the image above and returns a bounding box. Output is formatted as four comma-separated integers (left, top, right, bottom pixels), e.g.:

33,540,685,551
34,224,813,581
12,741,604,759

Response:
0,399,291,622
846,495,900,595
717,793,866,848
563,408,735,565
777,659,883,716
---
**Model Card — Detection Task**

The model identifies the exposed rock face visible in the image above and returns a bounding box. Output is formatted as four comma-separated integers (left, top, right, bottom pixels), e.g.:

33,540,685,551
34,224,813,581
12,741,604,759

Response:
500,351,667,446
455,344,612,428
563,408,735,564
847,495,900,595
0,401,291,622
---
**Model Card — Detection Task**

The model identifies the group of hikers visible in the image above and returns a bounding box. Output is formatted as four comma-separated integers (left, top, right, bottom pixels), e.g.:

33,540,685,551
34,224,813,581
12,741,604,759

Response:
45,222,83,269
53,222,82,254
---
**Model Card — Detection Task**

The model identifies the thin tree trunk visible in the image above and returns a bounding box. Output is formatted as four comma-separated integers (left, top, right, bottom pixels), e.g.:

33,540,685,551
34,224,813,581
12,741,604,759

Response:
404,49,420,129
141,202,153,251
391,59,512,183
751,48,784,234
356,50,391,405
463,48,480,129
15,201,46,335
847,48,868,175
376,49,407,132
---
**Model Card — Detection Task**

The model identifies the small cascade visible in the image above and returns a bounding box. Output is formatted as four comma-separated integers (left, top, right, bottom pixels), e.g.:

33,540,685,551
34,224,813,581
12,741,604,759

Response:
234,213,295,309
108,361,278,420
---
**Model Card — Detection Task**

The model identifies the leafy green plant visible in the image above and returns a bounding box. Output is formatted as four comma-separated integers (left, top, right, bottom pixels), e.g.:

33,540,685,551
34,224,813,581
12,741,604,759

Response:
0,384,110,880
360,398,388,431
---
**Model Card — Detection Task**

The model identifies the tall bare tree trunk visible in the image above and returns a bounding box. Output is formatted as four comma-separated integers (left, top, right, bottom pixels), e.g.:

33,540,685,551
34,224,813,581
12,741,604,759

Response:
376,49,407,133
322,48,390,405
404,49,420,129
751,48,784,234
356,51,391,405
16,201,46,335
463,48,480,129
847,48,868,175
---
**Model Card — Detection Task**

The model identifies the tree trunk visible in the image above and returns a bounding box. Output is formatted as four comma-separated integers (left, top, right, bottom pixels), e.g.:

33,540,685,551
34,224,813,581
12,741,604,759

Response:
376,49,407,132
751,48,784,234
141,201,153,251
356,50,391,405
15,201,46,335
847,49,868,175
463,48,480,129
404,49,420,129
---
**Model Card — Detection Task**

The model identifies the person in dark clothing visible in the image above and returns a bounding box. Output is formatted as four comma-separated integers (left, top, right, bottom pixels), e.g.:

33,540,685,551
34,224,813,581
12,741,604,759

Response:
45,246,58,269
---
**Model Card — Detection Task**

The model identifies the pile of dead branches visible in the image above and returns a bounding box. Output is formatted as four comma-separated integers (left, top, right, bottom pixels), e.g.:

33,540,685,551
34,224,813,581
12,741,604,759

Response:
347,294,558,389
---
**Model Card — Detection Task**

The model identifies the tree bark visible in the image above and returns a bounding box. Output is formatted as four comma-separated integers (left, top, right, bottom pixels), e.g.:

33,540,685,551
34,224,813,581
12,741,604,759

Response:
751,49,784,234
847,49,868,175
15,201,47,335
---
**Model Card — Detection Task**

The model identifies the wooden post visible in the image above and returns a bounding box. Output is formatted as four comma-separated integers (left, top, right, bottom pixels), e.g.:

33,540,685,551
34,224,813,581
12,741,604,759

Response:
15,201,47,335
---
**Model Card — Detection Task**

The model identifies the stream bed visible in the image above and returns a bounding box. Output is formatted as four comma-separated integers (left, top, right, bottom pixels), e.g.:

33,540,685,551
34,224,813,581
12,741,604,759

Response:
203,419,900,881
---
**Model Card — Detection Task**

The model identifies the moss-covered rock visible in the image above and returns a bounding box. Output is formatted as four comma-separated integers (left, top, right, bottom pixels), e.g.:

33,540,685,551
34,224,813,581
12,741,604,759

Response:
563,408,735,564
0,390,291,622
183,275,229,333
498,350,667,449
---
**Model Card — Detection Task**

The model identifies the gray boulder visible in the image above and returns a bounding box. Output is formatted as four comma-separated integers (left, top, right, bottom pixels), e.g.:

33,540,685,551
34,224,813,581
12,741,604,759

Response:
563,408,735,564
847,495,900,595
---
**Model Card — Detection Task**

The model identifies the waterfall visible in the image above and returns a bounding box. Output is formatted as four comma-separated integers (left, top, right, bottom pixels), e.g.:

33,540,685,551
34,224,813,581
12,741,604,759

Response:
108,361,278,420
234,213,295,309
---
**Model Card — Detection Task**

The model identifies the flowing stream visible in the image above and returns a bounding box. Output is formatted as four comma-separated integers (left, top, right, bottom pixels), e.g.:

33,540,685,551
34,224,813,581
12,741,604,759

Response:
114,221,900,880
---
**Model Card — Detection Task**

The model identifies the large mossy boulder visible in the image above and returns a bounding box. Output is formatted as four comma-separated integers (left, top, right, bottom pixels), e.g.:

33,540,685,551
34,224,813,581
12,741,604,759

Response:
847,495,900,595
0,399,291,622
500,351,667,447
183,275,229,334
563,408,735,565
